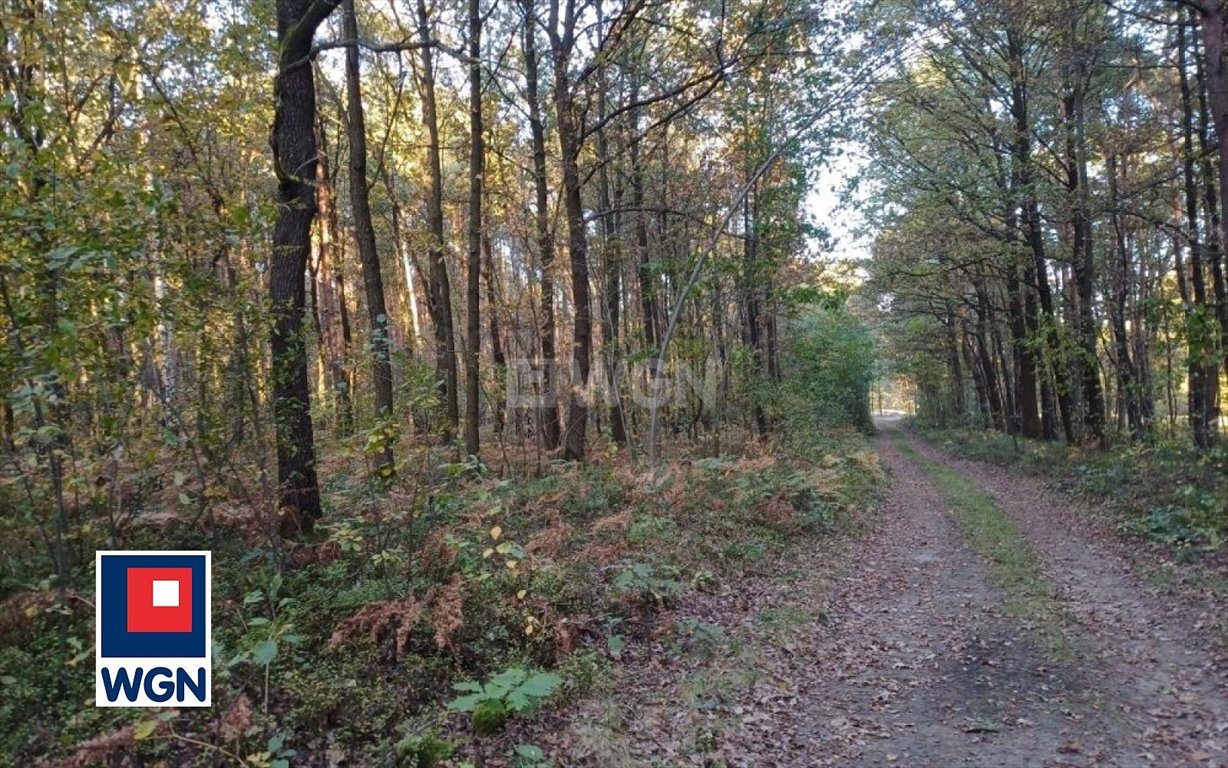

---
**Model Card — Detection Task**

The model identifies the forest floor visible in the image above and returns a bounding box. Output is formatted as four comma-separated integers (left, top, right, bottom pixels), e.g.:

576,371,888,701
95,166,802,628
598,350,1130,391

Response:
504,419,1228,767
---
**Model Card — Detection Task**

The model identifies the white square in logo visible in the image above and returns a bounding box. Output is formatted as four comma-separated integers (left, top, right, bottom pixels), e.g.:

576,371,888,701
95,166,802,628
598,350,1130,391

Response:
151,580,180,607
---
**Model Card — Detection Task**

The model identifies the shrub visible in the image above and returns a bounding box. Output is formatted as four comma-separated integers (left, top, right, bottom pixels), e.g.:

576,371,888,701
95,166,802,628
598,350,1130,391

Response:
447,668,563,736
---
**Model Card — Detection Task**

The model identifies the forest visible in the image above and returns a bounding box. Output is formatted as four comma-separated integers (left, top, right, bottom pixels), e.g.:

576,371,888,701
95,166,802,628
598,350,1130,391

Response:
1,0,1227,764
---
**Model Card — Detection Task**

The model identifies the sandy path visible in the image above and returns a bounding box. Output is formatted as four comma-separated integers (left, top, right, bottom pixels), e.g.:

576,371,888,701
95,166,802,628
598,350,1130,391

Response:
901,426,1228,767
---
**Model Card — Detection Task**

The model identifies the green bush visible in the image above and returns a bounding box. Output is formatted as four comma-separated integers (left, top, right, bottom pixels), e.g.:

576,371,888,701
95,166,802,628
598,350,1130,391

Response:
608,561,684,609
447,668,563,735
776,300,876,432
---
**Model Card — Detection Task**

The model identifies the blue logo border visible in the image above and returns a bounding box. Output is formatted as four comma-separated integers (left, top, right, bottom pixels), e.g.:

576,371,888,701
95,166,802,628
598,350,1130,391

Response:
99,554,208,658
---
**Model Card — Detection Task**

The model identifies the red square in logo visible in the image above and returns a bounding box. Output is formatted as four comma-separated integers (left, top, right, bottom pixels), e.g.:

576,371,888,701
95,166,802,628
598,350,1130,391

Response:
126,567,193,633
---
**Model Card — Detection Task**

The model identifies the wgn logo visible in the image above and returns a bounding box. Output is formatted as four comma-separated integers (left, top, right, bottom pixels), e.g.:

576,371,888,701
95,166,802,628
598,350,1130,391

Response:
95,551,211,707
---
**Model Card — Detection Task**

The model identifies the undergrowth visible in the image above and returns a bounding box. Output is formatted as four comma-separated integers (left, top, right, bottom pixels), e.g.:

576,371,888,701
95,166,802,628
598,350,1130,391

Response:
0,427,880,766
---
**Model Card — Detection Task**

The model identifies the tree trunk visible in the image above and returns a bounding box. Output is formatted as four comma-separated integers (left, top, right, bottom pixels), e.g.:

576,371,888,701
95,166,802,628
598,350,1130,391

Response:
742,190,769,437
629,79,658,352
482,225,507,434
1108,153,1144,441
388,194,420,356
314,128,355,436
548,0,592,462
596,58,627,446
946,307,966,424
269,0,337,532
1181,14,1219,450
522,0,561,452
964,324,991,429
1195,27,1227,440
1063,48,1105,444
1008,28,1075,444
1007,266,1041,438
464,0,484,457
1196,1,1228,359
342,0,394,476
415,0,459,440
973,282,1005,430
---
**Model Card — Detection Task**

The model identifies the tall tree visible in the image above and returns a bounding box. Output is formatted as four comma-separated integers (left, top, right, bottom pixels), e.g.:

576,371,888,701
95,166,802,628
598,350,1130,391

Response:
1060,6,1105,444
595,16,627,446
1179,12,1219,449
547,0,594,461
269,0,338,532
311,122,355,435
342,0,395,475
521,0,561,452
414,0,460,440
464,0,484,456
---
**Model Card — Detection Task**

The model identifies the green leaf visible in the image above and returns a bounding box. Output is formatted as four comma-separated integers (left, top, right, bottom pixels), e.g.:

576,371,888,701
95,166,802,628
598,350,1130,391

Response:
253,638,278,666
514,744,545,760
446,693,486,712
47,246,80,270
452,680,484,693
506,689,532,713
518,672,562,699
507,672,562,713
489,667,528,690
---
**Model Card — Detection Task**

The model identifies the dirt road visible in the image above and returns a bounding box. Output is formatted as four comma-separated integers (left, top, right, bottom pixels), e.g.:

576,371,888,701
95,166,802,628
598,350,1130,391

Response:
518,422,1228,767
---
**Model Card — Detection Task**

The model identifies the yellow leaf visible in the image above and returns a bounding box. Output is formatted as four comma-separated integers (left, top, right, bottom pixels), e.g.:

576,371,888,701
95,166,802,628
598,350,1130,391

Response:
133,719,158,740
524,623,535,636
516,589,527,600
483,548,494,559
490,525,503,541
505,560,518,570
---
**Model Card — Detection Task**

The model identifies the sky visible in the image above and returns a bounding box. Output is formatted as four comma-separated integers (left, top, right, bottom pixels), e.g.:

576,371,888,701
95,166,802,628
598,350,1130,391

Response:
807,142,873,266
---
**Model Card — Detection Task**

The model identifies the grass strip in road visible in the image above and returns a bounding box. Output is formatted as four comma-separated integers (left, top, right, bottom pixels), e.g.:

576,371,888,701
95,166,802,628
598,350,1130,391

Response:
891,434,1071,658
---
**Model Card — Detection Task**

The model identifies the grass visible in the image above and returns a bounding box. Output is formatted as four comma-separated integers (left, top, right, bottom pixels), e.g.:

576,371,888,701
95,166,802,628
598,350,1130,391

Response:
918,426,1228,555
755,605,813,637
891,434,1071,658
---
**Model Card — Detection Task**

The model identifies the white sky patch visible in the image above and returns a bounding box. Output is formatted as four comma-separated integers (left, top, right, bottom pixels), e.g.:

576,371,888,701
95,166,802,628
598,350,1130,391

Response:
807,141,871,265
